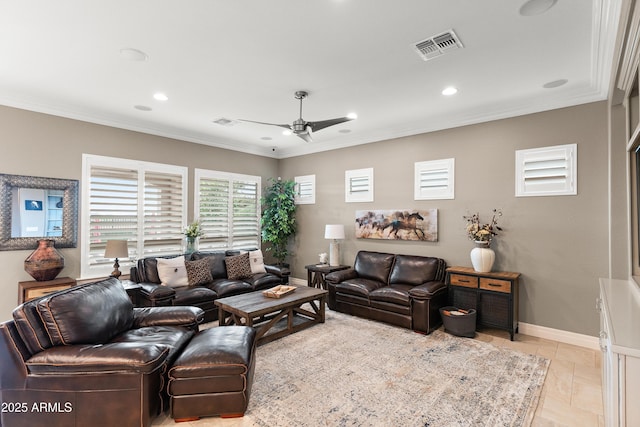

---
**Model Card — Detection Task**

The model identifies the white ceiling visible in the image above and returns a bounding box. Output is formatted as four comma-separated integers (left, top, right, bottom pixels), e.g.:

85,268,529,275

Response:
0,0,621,159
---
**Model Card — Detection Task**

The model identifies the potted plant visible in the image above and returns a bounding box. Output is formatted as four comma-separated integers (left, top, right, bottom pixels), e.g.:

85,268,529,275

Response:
261,178,297,265
183,219,204,255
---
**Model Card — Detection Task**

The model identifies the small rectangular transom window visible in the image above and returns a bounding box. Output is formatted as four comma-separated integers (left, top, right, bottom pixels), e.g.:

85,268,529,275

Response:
345,168,374,203
295,175,316,205
414,158,455,200
515,143,577,197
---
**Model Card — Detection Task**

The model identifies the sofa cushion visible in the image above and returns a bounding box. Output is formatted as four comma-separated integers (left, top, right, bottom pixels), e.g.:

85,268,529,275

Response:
249,249,267,274
389,255,445,286
185,257,213,287
242,272,281,291
335,279,386,298
191,251,228,279
139,255,182,284
172,286,218,305
208,278,252,298
369,285,413,306
158,256,189,287
225,253,252,280
353,251,395,284
36,278,134,346
13,298,54,353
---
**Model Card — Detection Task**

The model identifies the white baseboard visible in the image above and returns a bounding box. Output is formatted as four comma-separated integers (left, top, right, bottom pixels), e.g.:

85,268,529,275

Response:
289,276,600,350
517,322,599,350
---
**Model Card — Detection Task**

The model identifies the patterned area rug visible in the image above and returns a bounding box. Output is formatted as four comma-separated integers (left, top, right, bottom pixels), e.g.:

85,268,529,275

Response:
161,309,549,427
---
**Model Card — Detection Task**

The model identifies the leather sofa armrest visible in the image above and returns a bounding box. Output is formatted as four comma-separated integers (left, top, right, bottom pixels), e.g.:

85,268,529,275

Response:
265,264,291,278
325,268,358,284
132,306,204,330
408,281,447,300
137,282,176,304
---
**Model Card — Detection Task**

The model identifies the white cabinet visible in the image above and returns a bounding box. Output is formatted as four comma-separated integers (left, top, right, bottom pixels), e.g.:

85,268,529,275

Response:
598,278,640,427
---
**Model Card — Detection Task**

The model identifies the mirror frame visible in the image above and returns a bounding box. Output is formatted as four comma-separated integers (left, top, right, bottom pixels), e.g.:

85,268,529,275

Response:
0,174,78,251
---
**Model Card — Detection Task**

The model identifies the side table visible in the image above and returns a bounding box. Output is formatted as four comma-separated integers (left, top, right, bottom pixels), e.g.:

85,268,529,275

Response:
305,264,350,290
120,279,142,306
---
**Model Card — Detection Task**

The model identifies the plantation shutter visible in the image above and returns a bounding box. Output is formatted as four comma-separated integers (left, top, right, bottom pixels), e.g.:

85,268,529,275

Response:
142,171,185,256
82,155,187,278
515,144,577,197
195,169,261,250
86,165,139,271
345,168,374,202
414,158,455,200
295,175,316,204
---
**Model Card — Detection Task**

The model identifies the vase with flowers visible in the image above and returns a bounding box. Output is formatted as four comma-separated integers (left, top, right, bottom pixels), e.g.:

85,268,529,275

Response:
463,209,503,272
183,219,204,255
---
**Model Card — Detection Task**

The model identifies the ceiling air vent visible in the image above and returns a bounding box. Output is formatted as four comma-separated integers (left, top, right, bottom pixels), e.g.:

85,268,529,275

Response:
413,29,463,61
212,117,237,126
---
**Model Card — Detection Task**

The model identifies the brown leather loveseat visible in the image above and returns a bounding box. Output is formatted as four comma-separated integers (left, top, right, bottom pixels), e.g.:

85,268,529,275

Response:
0,277,203,427
130,249,290,322
325,250,447,334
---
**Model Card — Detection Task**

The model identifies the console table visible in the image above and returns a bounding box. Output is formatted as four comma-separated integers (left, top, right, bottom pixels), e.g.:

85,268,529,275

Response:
18,276,77,304
445,266,520,340
305,264,350,290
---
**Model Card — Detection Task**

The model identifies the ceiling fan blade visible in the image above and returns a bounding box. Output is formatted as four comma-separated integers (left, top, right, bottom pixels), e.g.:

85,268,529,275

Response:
307,117,354,132
238,119,292,131
296,132,313,143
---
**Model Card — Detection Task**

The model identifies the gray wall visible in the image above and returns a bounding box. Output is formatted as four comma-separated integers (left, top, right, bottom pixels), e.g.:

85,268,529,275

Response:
0,102,610,336
279,101,609,336
0,105,279,321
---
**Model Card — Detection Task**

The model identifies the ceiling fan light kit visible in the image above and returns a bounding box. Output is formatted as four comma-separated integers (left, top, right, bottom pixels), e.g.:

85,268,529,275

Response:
240,90,356,142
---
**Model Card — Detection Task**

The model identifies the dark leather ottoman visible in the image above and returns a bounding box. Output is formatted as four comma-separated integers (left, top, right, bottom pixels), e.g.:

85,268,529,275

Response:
168,326,257,421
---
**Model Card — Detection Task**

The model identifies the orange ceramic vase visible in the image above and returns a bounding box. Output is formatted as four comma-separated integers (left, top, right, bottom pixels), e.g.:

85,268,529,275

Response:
24,239,64,281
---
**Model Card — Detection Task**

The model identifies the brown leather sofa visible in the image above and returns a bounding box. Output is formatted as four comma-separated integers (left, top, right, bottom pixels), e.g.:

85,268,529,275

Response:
0,277,204,427
130,249,290,323
325,250,447,334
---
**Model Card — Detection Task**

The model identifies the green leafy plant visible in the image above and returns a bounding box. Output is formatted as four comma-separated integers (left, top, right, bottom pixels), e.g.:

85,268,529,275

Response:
261,178,297,264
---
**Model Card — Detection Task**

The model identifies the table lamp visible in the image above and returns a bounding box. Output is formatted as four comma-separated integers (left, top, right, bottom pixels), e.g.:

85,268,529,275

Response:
104,240,129,279
324,224,345,266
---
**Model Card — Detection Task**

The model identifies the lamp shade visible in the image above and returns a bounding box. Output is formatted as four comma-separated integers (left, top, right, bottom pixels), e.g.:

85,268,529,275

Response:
324,224,345,240
104,240,129,259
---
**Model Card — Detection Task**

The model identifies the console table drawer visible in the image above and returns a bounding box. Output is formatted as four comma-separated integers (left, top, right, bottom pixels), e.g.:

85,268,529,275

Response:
449,274,478,288
479,278,511,293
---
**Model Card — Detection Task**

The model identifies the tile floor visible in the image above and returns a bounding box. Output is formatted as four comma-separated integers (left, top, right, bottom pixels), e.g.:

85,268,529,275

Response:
476,328,604,427
153,328,604,427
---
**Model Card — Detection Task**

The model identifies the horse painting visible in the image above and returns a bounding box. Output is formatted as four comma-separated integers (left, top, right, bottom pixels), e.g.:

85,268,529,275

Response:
355,209,438,241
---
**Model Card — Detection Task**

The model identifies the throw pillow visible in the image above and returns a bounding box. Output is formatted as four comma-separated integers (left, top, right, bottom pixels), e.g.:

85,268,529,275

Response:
157,256,189,287
249,249,267,274
185,257,213,287
225,252,252,280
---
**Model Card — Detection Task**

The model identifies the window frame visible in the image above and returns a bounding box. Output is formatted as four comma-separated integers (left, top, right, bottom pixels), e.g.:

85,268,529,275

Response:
294,174,316,205
194,168,262,251
345,168,374,203
414,158,455,200
81,154,188,279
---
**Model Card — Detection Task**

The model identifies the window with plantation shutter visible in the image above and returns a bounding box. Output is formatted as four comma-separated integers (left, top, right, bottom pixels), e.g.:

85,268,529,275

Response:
81,155,187,278
195,169,261,250
515,144,577,197
414,158,455,200
295,175,315,204
345,168,374,202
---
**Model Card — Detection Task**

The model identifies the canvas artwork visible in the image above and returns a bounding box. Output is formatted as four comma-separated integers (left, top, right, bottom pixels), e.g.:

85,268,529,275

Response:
355,209,438,241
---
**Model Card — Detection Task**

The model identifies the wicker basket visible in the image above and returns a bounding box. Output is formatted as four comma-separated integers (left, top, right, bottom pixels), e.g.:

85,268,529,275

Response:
439,306,477,338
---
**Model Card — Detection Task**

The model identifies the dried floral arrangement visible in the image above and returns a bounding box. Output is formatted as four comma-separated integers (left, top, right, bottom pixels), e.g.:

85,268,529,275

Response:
463,209,503,245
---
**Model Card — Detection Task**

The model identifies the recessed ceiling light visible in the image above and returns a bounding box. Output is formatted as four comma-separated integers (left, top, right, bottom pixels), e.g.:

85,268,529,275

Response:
347,112,358,119
442,86,458,96
519,0,557,16
339,129,352,134
120,48,148,61
134,105,152,111
212,117,237,126
153,93,168,101
261,136,273,141
282,130,292,136
543,79,568,89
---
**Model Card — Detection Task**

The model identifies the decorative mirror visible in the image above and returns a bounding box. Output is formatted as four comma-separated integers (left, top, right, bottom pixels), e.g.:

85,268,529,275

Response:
0,174,78,251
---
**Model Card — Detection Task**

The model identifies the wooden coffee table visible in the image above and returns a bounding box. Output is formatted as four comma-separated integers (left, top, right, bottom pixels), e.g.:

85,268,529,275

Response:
214,286,328,345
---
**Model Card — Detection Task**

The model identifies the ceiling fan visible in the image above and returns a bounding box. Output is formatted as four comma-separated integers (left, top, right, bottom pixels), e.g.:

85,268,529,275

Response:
240,90,356,143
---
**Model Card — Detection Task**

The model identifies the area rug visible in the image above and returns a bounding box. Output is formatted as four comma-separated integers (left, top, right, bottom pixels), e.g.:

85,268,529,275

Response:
176,310,549,427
